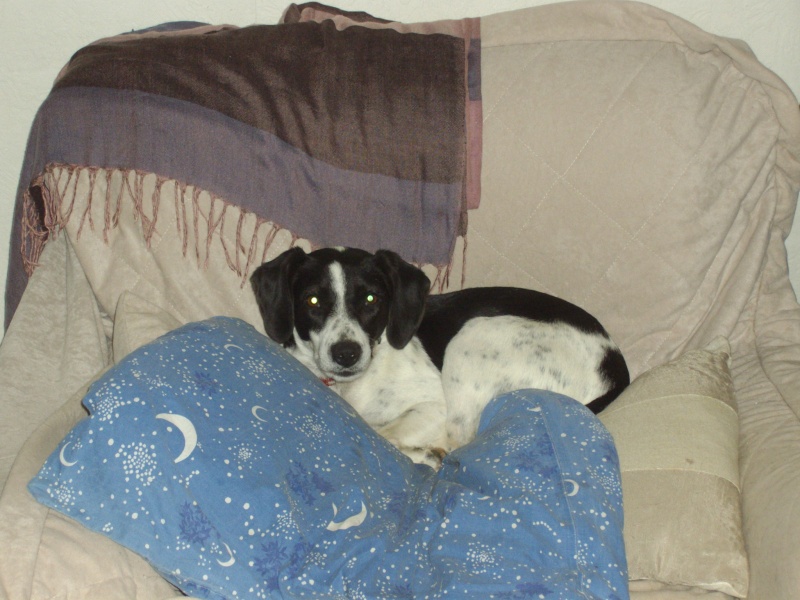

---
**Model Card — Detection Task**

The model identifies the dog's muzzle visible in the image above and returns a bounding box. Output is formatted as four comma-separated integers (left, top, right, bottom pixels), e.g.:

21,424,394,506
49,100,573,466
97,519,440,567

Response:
330,340,362,369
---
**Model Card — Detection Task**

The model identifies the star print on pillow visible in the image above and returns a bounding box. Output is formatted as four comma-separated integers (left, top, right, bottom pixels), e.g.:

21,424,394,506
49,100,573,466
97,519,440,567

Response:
29,317,628,599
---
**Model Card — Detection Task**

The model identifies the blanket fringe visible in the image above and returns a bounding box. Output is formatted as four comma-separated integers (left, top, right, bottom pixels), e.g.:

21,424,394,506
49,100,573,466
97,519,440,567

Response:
21,163,466,291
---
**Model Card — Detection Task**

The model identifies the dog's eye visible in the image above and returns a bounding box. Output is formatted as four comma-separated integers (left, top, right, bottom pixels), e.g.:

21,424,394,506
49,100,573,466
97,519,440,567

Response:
365,293,379,306
306,295,321,308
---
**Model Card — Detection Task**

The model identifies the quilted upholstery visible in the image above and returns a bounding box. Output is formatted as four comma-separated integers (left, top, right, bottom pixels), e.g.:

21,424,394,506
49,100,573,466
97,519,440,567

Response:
473,4,800,380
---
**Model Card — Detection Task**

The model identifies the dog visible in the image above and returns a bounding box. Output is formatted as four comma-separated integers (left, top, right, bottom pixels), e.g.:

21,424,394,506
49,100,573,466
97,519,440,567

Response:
250,247,629,469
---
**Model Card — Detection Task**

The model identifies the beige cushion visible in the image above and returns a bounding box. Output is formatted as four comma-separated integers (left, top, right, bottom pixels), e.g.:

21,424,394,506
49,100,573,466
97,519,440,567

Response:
112,291,182,363
600,338,748,597
0,370,182,600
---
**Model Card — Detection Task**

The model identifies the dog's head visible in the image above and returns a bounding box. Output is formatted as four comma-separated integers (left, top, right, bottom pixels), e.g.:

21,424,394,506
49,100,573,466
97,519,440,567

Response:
250,247,430,382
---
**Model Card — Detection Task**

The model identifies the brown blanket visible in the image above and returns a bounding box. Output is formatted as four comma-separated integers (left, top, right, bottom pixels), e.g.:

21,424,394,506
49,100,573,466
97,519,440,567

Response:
7,5,481,328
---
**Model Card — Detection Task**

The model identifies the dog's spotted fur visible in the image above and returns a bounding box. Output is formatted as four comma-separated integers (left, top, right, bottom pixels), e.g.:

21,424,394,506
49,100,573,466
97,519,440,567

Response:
251,247,629,468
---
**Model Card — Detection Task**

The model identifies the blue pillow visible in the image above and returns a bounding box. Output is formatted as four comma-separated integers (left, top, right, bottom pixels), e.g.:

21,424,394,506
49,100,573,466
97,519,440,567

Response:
29,317,628,599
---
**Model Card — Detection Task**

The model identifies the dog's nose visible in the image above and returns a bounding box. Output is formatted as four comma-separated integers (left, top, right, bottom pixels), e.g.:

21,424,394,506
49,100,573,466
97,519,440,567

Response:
331,341,362,368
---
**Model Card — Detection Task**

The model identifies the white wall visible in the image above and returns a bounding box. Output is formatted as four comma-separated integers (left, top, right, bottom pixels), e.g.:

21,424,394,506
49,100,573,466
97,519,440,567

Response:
2,0,799,329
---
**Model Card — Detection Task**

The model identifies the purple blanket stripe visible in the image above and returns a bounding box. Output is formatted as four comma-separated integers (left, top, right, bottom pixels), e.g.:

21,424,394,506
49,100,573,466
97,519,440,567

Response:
23,87,463,257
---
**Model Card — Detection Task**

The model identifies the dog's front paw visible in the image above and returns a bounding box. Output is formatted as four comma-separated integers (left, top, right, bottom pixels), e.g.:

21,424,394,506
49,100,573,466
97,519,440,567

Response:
401,446,448,470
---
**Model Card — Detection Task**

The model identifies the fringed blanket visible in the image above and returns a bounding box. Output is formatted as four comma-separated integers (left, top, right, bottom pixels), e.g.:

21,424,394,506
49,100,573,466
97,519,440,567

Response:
6,3,481,328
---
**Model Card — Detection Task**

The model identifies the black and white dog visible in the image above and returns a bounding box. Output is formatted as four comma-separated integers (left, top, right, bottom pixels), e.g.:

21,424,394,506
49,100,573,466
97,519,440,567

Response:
250,247,629,468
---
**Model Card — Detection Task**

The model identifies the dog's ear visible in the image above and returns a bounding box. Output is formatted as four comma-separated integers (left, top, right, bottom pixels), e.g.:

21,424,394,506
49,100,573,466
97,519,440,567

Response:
374,249,431,349
250,247,308,344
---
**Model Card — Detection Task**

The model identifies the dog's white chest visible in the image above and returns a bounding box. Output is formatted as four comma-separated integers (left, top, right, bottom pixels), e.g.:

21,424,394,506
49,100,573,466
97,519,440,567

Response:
335,337,443,425
332,337,449,467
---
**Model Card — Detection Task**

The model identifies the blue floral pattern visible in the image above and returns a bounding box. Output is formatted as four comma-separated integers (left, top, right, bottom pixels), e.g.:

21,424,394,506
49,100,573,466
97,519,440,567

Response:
29,317,628,599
